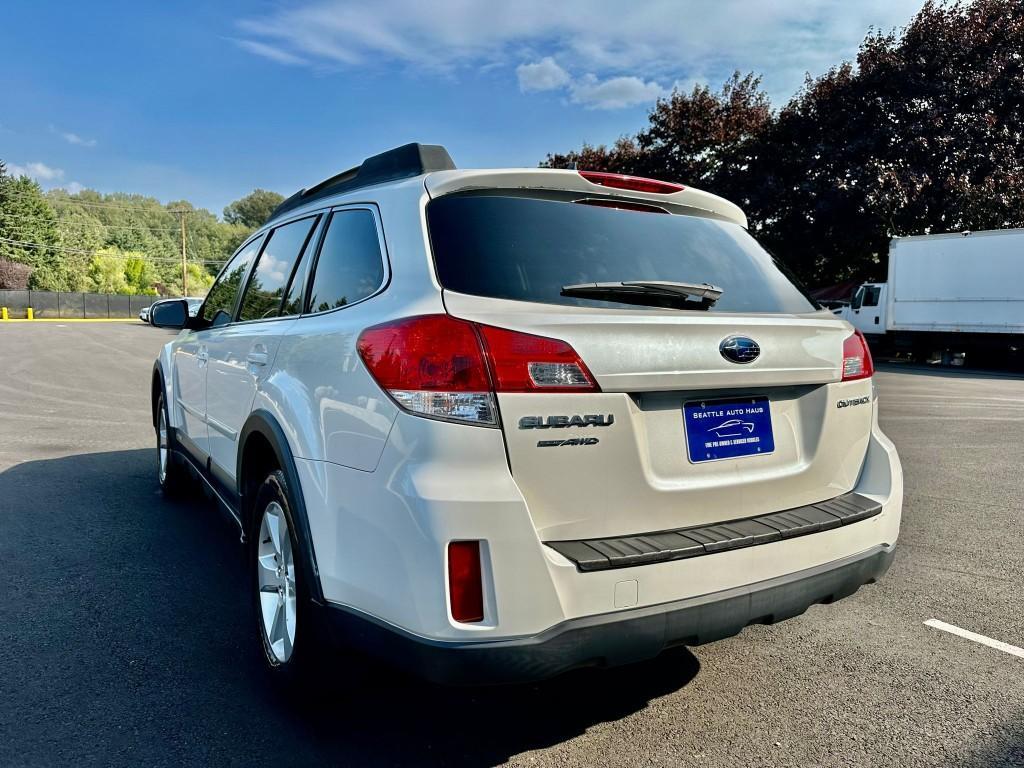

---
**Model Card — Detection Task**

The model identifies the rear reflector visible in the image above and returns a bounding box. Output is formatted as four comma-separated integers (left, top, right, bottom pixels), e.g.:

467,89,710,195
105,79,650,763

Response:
357,315,599,425
447,541,484,623
578,170,685,195
842,329,875,381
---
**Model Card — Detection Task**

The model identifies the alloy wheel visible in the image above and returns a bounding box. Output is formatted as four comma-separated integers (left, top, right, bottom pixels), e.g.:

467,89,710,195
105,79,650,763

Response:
157,408,168,485
256,501,297,663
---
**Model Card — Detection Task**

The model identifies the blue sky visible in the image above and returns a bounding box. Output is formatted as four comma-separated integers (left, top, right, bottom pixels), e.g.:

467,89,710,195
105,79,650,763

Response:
1,0,924,216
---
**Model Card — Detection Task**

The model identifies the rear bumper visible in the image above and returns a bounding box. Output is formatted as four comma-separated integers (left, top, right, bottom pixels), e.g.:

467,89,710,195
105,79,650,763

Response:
546,491,883,571
324,543,895,685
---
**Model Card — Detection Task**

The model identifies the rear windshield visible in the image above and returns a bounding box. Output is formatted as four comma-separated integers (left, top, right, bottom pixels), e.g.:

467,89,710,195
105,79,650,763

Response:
427,194,816,314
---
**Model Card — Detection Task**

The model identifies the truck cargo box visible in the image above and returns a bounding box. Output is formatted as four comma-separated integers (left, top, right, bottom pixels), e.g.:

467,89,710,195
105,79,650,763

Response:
887,230,1024,335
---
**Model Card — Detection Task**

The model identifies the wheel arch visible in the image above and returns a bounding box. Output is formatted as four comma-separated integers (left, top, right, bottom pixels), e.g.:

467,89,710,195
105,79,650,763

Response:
151,363,166,429
238,410,324,604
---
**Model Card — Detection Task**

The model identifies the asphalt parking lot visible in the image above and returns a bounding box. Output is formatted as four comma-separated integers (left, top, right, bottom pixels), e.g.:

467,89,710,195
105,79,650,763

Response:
1,323,1022,768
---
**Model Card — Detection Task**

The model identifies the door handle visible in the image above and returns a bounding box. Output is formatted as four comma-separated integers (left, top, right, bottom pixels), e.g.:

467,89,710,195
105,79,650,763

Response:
246,352,269,366
197,345,209,366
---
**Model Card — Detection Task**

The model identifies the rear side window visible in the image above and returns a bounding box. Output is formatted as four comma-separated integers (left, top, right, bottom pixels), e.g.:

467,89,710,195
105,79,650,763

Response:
237,216,318,322
427,195,816,314
202,235,264,327
306,210,385,314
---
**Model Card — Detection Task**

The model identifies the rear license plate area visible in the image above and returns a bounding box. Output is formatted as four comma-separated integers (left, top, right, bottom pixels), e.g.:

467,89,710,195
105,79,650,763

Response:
684,396,774,462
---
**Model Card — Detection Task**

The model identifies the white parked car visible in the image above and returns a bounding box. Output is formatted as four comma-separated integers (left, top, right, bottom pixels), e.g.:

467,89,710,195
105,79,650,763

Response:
150,143,902,684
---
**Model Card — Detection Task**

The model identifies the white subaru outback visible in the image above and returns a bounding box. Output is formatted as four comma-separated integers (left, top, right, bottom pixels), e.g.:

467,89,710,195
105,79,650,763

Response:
150,143,902,684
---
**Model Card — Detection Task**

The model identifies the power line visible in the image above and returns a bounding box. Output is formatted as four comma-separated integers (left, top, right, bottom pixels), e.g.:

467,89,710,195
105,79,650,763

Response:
2,215,182,233
0,236,228,264
2,187,194,214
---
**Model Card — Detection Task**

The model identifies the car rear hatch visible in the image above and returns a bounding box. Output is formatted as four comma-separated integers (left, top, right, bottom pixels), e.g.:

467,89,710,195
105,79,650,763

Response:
424,180,874,543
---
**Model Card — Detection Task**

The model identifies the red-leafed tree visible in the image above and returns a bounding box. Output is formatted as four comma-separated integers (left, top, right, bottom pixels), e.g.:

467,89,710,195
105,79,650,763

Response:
545,0,1024,287
0,258,32,289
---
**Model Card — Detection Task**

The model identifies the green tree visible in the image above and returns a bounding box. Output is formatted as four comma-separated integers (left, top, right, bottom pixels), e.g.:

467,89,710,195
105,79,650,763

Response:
0,173,266,297
223,189,284,228
54,209,103,290
0,168,63,289
87,248,129,294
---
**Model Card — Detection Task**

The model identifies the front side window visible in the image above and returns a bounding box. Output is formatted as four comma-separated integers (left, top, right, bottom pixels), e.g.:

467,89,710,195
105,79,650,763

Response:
427,194,817,315
306,210,385,313
237,217,318,322
201,235,264,327
852,287,864,310
862,286,881,307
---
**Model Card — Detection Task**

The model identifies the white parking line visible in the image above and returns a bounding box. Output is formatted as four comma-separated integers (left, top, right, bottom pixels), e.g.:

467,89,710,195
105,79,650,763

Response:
925,619,1024,659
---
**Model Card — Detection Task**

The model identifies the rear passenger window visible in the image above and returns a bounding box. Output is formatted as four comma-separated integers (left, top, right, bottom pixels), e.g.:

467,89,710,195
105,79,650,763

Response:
238,217,318,322
307,210,385,314
202,235,264,327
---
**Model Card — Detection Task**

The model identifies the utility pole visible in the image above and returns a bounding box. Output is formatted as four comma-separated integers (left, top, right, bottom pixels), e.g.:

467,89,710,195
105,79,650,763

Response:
178,210,188,297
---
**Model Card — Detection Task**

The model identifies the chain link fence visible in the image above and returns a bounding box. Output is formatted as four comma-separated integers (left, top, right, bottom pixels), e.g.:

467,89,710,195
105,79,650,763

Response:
0,290,158,319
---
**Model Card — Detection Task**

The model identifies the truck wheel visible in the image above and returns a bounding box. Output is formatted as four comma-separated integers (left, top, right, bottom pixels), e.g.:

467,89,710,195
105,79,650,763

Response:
250,469,323,683
156,392,189,497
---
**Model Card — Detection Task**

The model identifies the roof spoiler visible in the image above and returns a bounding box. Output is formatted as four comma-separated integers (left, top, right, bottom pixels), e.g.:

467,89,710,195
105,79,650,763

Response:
269,142,456,222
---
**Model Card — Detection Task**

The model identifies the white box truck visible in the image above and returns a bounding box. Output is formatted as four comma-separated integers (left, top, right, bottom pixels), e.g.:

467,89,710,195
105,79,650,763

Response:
839,229,1024,366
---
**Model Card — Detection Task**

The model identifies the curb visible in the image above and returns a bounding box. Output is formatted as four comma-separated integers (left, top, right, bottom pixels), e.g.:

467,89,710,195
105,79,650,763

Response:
0,318,143,323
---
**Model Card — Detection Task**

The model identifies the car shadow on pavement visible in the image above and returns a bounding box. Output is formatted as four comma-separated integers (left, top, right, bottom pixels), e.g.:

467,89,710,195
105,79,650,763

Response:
963,715,1024,768
293,645,701,766
0,448,701,767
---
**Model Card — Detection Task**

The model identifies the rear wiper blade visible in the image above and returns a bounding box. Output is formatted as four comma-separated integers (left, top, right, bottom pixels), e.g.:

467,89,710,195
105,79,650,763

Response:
560,280,723,309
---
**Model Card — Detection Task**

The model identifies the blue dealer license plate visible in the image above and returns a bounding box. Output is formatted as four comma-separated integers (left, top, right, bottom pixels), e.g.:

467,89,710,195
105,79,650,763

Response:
684,396,774,462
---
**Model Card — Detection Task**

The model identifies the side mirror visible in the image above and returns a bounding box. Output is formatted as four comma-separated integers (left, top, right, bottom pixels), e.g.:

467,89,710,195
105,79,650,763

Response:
150,299,189,329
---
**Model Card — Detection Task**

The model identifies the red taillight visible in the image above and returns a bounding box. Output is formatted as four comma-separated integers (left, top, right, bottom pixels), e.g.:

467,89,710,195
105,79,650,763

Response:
357,315,599,424
477,325,598,393
448,541,484,623
355,315,490,391
356,315,496,424
842,329,875,381
578,170,685,195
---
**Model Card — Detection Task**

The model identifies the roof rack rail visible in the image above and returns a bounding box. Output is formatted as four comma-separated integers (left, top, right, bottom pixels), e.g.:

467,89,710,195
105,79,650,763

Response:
268,143,456,222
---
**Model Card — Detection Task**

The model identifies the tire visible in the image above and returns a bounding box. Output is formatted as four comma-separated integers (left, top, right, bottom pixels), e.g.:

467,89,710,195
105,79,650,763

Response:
156,392,189,497
250,469,322,682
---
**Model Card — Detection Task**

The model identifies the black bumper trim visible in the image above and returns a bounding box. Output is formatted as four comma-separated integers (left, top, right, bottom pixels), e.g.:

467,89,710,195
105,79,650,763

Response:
323,544,895,685
546,491,882,572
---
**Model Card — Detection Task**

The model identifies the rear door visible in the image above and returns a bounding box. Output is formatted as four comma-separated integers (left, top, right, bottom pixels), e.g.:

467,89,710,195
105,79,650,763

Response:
427,192,872,541
204,215,320,484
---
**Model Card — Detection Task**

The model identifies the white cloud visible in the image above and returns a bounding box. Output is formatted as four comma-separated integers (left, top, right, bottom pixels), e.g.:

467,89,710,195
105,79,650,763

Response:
231,38,310,66
48,125,97,147
516,57,571,92
61,181,85,195
6,162,65,182
62,132,96,148
570,74,666,110
517,61,665,109
233,0,925,105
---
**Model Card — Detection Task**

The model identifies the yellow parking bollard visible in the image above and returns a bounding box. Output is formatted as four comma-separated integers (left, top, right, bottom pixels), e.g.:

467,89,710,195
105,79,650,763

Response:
1,307,7,321
26,307,34,320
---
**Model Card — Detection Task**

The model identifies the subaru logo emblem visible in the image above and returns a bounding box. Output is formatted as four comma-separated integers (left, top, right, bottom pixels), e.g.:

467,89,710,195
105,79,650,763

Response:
720,336,760,364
